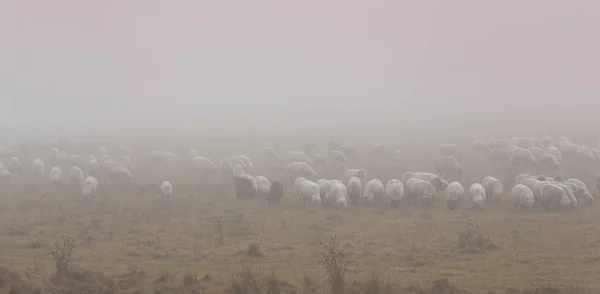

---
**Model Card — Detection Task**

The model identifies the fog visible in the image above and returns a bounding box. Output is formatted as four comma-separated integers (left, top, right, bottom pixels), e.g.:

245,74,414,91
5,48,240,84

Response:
2,0,599,141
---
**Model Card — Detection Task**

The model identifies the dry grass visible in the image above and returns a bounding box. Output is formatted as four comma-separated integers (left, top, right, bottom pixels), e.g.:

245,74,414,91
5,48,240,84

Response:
1,137,600,293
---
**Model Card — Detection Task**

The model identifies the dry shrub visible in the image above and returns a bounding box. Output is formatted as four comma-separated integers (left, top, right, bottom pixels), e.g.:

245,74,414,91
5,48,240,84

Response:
456,218,502,253
51,236,74,274
320,235,347,294
227,267,285,294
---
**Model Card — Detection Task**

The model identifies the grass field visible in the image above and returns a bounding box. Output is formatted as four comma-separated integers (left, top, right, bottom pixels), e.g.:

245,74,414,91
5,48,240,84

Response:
1,137,600,293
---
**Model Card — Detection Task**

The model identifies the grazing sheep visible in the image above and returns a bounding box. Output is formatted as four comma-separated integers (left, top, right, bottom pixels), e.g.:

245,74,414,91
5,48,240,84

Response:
102,160,126,173
327,141,341,154
488,148,512,165
363,179,385,203
235,176,257,199
32,158,45,175
160,181,173,200
329,150,348,165
409,172,447,192
481,176,503,202
87,159,100,175
337,145,358,159
0,168,12,181
299,180,320,205
576,146,595,162
266,181,284,205
591,148,600,162
69,154,85,167
190,156,217,172
541,136,554,147
511,148,538,167
401,172,415,185
57,151,68,163
232,164,245,178
69,166,84,184
539,153,560,170
346,177,363,204
469,183,486,209
511,184,535,210
119,155,132,167
439,143,463,160
540,183,571,211
545,146,562,162
445,182,464,210
81,176,99,200
116,145,132,156
304,143,317,158
564,179,594,205
515,174,536,184
344,168,367,183
528,146,546,159
255,176,270,197
263,141,279,150
49,167,62,183
435,156,462,179
7,157,22,172
517,177,543,192
286,162,317,180
294,177,308,200
405,178,436,205
386,180,404,209
262,147,281,160
317,179,333,205
472,140,489,153
50,148,60,161
287,151,313,165
330,181,348,208
109,166,133,182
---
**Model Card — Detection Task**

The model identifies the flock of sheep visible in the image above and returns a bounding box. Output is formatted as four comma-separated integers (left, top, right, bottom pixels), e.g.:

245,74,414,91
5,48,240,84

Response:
1,135,600,213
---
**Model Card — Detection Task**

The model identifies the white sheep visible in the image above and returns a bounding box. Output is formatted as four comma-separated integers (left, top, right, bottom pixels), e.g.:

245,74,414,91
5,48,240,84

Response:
69,166,84,184
564,178,594,205
299,180,320,205
0,168,11,181
287,151,313,165
435,156,462,179
100,154,112,164
255,176,270,197
49,167,62,183
160,181,173,200
110,166,133,182
576,146,595,163
32,158,45,175
329,150,348,165
539,153,560,170
407,172,447,192
119,155,132,167
472,139,489,153
386,179,404,209
468,183,486,209
405,178,436,205
363,179,385,203
50,148,60,161
439,143,463,160
7,157,22,172
511,148,538,167
294,177,308,200
591,148,600,162
545,146,562,162
343,168,367,183
528,146,546,159
481,176,503,202
511,184,535,210
540,183,571,211
330,181,348,208
286,162,317,180
116,144,132,156
317,179,333,205
445,182,464,210
81,176,99,200
346,177,363,204
262,147,281,160
69,154,85,167
232,164,245,178
57,151,68,162
190,156,217,172
87,159,100,175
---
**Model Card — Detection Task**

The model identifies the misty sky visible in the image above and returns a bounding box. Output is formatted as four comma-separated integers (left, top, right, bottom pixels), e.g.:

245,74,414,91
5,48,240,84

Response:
1,1,599,140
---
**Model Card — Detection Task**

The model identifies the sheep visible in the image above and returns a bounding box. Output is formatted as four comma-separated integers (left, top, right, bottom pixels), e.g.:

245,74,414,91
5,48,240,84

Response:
435,156,462,179
329,150,348,165
363,179,385,203
481,176,503,202
49,167,62,183
0,168,11,181
102,160,126,173
32,158,45,175
266,181,284,205
469,183,486,209
57,151,68,163
439,143,463,160
287,151,313,165
576,146,595,163
445,182,464,210
299,180,320,205
100,154,112,164
344,168,367,183
517,177,543,192
515,174,536,184
472,139,489,153
81,176,99,200
286,162,317,180
50,148,60,161
160,181,173,200
539,153,560,170
370,143,385,154
294,177,308,200
546,146,562,162
109,166,133,182
511,148,538,167
116,144,132,156
255,176,270,197
405,178,436,205
558,183,578,208
558,140,579,158
401,172,415,185
540,183,571,211
69,154,86,167
6,157,22,172
408,172,447,192
564,178,594,205
69,166,84,184
488,149,512,165
511,184,535,210
304,143,317,158
541,136,554,147
528,146,546,159
87,159,100,175
190,156,217,172
235,176,257,199
328,141,341,154
386,179,404,209
232,164,245,178
591,148,600,162
263,141,280,150
330,181,348,208
346,177,363,204
317,179,333,205
119,155,132,167
262,147,281,160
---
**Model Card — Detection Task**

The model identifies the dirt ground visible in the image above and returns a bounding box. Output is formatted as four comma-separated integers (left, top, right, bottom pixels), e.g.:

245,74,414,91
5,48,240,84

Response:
1,137,599,293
